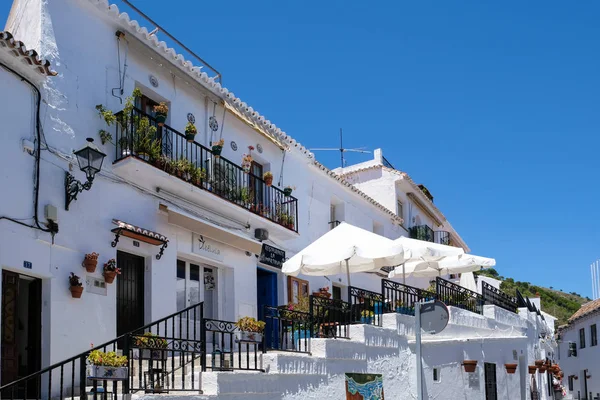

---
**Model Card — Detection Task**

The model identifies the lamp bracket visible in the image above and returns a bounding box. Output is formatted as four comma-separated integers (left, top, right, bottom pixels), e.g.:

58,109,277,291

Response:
65,172,93,211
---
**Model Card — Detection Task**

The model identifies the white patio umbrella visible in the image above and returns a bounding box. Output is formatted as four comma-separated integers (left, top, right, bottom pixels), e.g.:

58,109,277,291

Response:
459,272,478,292
388,237,465,283
282,222,406,286
397,254,496,278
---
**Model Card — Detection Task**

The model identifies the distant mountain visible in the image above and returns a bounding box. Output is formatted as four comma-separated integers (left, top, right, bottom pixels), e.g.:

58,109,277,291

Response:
475,269,591,326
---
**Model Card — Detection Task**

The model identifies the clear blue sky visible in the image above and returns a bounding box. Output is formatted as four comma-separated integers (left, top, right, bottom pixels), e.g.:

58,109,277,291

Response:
3,1,599,297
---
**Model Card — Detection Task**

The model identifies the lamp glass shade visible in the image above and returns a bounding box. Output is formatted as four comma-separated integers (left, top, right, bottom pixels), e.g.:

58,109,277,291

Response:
75,138,106,180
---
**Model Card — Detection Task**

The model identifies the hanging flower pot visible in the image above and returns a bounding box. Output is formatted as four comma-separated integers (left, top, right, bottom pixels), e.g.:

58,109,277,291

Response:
185,122,197,143
283,186,294,197
69,273,83,299
82,252,99,273
535,360,544,368
153,102,169,127
103,259,120,284
528,366,538,375
263,172,273,186
211,139,224,158
462,360,477,373
539,366,547,373
505,364,518,374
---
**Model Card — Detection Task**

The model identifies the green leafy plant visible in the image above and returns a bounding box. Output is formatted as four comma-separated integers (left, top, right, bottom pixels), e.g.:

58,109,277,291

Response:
185,122,197,134
235,317,266,333
189,165,207,186
98,130,113,145
361,310,375,318
96,104,117,126
134,332,168,349
153,102,169,115
69,272,82,287
134,118,161,160
87,350,128,367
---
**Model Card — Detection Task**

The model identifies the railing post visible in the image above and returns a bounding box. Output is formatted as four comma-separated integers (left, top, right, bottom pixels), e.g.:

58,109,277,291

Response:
201,318,207,372
79,352,88,400
122,335,130,395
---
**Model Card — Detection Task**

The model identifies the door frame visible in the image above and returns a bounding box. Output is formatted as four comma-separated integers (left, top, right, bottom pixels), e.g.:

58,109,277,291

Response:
177,257,219,319
116,251,146,337
256,267,278,321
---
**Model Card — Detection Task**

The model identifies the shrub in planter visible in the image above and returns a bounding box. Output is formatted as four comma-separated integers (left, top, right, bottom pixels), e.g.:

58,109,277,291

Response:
134,332,169,360
505,363,518,374
82,252,99,273
462,360,477,373
360,310,374,324
211,138,224,158
235,317,265,343
153,102,169,126
263,171,273,186
87,349,128,381
69,273,83,298
283,185,295,197
185,122,197,142
103,259,121,284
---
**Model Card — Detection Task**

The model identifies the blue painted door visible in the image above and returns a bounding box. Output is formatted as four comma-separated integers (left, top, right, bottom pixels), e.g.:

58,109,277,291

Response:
257,268,278,349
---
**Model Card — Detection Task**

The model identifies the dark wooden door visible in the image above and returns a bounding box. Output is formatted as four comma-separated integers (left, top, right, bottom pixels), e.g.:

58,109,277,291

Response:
1,270,19,385
117,251,145,337
250,161,263,211
484,363,498,400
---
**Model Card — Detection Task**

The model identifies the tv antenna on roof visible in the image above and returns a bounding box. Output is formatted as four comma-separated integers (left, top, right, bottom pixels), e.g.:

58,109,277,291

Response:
310,128,371,168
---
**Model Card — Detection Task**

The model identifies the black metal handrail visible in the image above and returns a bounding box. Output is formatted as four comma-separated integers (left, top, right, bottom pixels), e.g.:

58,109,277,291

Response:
482,281,517,314
434,231,451,245
201,319,263,372
348,286,384,327
381,279,436,316
409,225,434,242
382,155,395,170
436,277,483,315
114,107,298,232
0,302,204,399
328,220,341,229
309,296,351,339
515,289,528,309
263,306,313,353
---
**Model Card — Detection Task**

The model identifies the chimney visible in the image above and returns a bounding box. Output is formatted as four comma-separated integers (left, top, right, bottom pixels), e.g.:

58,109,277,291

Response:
5,0,57,60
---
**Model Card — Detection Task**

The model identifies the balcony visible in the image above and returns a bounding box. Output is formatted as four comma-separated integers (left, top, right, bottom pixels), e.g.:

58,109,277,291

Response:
408,225,434,242
434,230,451,245
113,107,298,232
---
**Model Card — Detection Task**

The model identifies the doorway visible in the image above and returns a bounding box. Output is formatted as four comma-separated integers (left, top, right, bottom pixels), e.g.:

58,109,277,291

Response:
1,270,42,392
257,268,278,321
177,260,217,320
116,251,145,337
484,362,498,400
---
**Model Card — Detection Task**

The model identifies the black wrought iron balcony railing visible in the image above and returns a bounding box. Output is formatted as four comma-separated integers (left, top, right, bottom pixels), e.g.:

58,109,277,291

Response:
328,220,341,230
114,107,298,232
434,230,451,245
408,225,434,242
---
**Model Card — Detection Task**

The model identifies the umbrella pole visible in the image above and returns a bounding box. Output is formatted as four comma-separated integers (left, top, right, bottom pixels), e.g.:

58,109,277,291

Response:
345,259,351,287
403,264,406,285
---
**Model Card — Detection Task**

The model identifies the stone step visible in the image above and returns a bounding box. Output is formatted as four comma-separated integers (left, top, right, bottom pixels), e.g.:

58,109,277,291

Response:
201,371,327,397
262,352,368,376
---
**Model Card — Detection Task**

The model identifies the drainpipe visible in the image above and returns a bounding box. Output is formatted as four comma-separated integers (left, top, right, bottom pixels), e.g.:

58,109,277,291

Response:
204,96,209,145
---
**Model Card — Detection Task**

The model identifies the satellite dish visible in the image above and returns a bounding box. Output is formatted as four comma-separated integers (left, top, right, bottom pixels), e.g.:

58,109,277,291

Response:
419,300,449,334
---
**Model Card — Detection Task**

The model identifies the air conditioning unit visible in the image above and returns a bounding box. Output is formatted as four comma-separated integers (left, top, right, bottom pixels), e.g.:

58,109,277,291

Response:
255,229,268,241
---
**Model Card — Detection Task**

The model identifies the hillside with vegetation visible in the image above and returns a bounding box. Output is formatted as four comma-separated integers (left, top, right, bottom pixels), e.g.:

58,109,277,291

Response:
475,269,590,326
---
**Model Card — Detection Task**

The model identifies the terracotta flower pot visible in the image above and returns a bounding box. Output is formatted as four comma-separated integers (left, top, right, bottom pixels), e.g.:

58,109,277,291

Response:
528,366,537,375
283,187,293,196
155,112,167,126
82,259,97,273
505,364,518,374
462,360,477,373
535,360,544,368
539,366,547,373
70,286,83,299
264,176,273,186
104,270,117,284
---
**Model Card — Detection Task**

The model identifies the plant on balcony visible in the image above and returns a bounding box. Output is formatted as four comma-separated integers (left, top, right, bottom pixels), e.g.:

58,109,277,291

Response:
96,88,142,149
98,129,113,145
211,138,225,158
153,102,169,126
173,157,191,180
241,153,253,173
87,349,128,381
283,185,295,197
235,317,266,343
185,122,197,142
134,332,168,349
314,286,331,298
69,272,83,298
103,259,121,284
189,165,207,187
82,252,99,273
134,118,161,162
263,171,273,186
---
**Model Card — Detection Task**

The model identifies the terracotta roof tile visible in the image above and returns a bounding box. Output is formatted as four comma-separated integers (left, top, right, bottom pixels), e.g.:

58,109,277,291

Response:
0,31,57,76
568,298,600,324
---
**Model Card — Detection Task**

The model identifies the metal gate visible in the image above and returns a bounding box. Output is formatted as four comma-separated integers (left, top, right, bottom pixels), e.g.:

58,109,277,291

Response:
117,251,145,337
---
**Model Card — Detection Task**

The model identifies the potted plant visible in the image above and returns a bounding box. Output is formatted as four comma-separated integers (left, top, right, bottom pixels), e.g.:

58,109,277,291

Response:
153,102,169,126
313,286,331,298
505,363,518,374
241,153,253,173
528,365,538,374
539,365,547,373
185,122,197,142
189,166,207,187
283,185,295,197
211,138,225,158
281,296,311,349
133,118,160,161
82,252,99,273
235,317,265,343
360,310,374,324
103,259,121,284
69,273,83,298
87,349,128,381
134,332,169,360
535,360,544,369
118,136,131,157
263,171,273,186
462,360,478,373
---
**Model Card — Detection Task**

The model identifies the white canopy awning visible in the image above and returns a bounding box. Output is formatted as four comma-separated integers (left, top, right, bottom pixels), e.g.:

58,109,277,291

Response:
282,223,406,283
394,254,496,278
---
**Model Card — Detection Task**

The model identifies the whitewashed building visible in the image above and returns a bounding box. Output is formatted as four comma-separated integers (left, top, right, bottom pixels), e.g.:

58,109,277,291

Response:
0,0,557,399
558,299,600,400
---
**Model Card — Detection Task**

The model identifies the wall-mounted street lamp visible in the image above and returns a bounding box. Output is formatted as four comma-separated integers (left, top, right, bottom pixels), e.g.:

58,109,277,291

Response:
65,138,106,210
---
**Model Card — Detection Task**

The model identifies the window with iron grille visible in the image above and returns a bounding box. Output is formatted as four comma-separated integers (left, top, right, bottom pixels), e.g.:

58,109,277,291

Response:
580,328,586,349
591,324,597,347
568,342,577,357
568,375,573,391
484,363,497,400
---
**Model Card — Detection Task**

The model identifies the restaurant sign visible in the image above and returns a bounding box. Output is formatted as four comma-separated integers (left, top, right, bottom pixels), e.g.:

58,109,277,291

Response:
259,244,286,269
